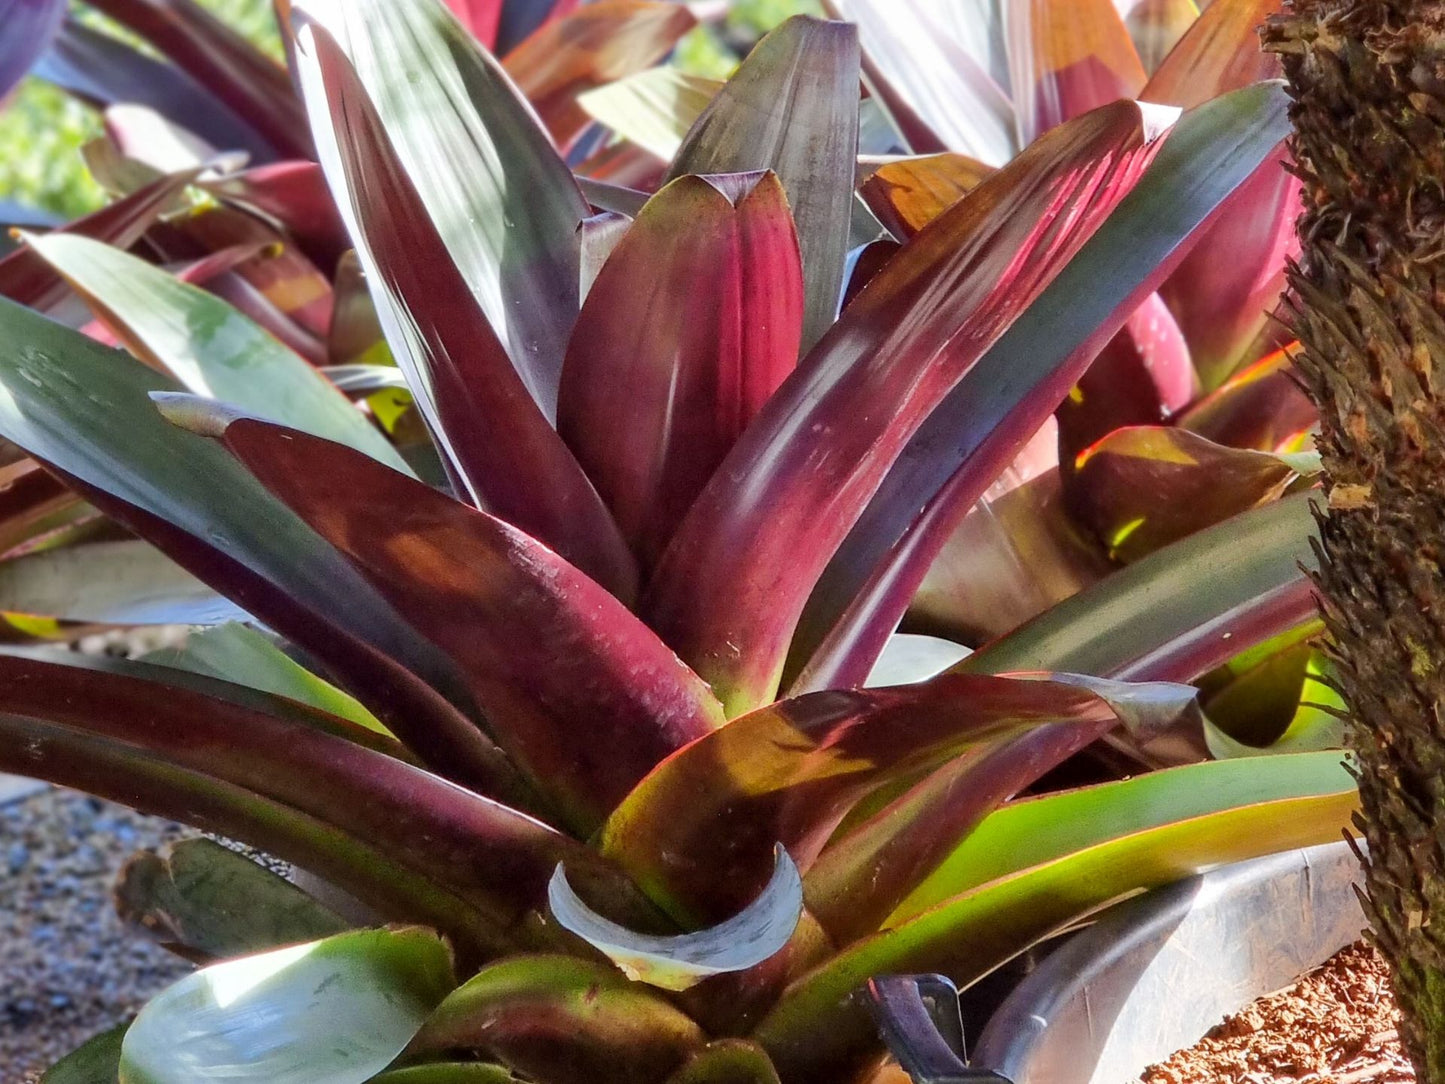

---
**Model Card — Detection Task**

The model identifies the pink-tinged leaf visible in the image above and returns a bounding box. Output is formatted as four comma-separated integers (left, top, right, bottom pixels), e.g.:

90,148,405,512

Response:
1158,151,1300,389
859,153,995,240
558,172,803,571
1056,291,1196,471
203,161,351,273
207,416,726,836
644,101,1172,717
1124,0,1198,74
600,673,1139,925
1174,343,1318,451
297,0,591,422
667,16,859,353
802,693,1132,944
783,84,1288,698
0,652,657,964
0,170,198,310
1008,0,1147,143
445,0,504,48
502,1,697,150
0,297,525,804
1141,0,1280,109
909,470,1112,647
578,211,632,300
84,0,311,160
1067,425,1299,562
298,25,637,601
36,19,277,162
828,0,1015,164
1,0,65,98
0,460,89,561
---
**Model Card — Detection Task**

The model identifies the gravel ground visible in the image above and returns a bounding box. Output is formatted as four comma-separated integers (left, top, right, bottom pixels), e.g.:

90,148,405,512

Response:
2,786,195,1081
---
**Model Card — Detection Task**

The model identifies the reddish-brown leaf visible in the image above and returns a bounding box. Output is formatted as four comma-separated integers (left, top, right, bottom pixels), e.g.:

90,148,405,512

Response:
643,101,1171,716
859,153,995,239
558,172,803,570
1174,344,1317,451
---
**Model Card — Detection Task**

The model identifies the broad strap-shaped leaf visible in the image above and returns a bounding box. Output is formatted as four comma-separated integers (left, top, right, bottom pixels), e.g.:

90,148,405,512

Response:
196,415,725,835
296,0,589,420
0,297,518,799
146,622,388,736
37,19,275,163
579,68,719,162
1,0,65,99
502,1,696,149
202,161,350,271
408,956,704,1084
550,846,803,991
666,16,859,353
119,928,454,1084
115,838,351,961
557,172,803,570
908,469,1112,646
1141,0,1280,109
1160,151,1300,389
1124,0,1199,73
85,0,310,160
960,491,1319,681
495,0,579,55
0,652,654,959
24,231,411,474
1007,0,1147,142
644,100,1173,717
786,82,1290,696
1067,426,1303,561
0,539,249,625
800,672,1196,944
859,153,994,240
40,1024,128,1084
296,26,636,599
0,170,197,310
599,671,1183,924
755,753,1358,1081
828,0,1016,164
1175,343,1318,450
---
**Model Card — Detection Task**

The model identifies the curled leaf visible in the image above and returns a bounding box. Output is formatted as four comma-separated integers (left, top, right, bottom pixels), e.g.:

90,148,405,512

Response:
548,845,803,991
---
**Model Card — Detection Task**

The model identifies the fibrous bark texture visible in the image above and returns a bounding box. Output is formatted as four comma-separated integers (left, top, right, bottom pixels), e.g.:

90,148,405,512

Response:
1265,2,1445,1078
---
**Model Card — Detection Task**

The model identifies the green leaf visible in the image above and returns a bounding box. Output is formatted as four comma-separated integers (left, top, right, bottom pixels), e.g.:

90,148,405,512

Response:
114,839,351,961
0,540,249,625
41,1023,127,1084
667,15,859,352
22,232,412,476
146,623,389,737
296,0,589,419
663,1042,782,1084
959,492,1319,681
549,845,803,991
756,753,1358,1081
119,927,455,1084
579,68,720,161
410,955,704,1084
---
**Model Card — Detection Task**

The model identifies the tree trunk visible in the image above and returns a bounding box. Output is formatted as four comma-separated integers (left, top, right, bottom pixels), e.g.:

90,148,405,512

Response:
1265,2,1445,1078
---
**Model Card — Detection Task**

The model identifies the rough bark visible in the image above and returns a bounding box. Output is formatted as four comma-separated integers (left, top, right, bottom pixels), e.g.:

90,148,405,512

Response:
1265,3,1445,1077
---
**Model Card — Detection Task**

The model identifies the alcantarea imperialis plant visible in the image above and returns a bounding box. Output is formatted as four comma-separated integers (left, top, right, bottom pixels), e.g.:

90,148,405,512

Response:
1266,2,1445,1081
0,1,1364,1082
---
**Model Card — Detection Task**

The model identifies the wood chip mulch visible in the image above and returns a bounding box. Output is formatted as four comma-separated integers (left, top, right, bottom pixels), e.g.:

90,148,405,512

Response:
1139,941,1414,1084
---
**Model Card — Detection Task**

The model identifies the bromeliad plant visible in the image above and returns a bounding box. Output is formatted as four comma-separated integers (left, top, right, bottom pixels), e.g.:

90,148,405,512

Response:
0,2,1361,1083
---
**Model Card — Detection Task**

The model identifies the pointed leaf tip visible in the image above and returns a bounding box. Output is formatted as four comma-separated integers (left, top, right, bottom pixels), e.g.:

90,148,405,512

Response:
548,845,803,991
149,392,257,438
